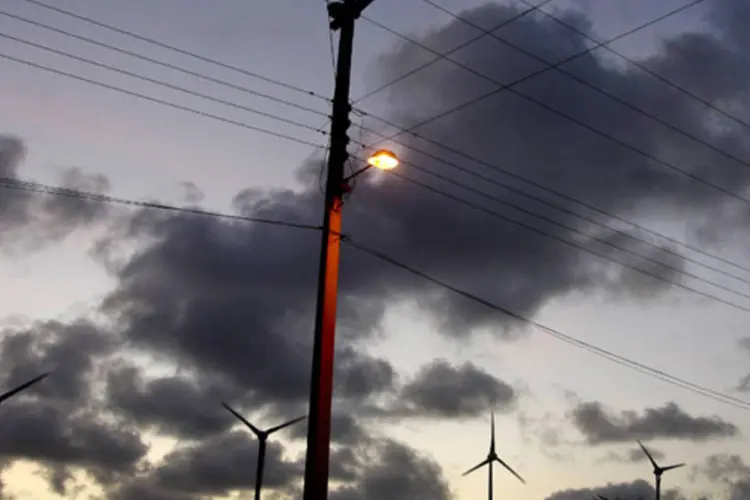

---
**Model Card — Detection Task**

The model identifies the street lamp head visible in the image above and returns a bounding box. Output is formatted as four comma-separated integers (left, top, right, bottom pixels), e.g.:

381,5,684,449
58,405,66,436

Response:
367,149,399,170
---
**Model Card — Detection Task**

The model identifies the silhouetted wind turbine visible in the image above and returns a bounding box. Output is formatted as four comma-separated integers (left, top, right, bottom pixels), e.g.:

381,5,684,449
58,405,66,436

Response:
463,411,525,500
637,440,684,500
222,403,305,500
0,373,49,405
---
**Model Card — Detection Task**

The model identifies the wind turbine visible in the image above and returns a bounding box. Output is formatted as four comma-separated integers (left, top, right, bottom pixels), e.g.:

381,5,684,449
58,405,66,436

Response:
0,373,49,405
463,411,525,500
222,403,305,500
637,440,684,500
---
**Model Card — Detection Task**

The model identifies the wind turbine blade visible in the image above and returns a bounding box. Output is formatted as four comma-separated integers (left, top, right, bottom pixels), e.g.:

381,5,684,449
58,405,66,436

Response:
493,456,525,484
596,495,610,500
267,415,306,435
637,440,659,469
221,402,263,436
462,458,490,477
0,373,49,404
662,463,685,472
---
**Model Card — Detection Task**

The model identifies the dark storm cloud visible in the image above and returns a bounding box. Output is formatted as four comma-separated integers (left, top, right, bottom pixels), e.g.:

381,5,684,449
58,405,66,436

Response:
329,438,452,500
0,398,147,487
571,401,739,444
0,320,147,494
544,479,685,500
394,360,516,418
105,364,243,440
0,135,111,254
0,320,116,404
146,430,300,496
98,1,750,407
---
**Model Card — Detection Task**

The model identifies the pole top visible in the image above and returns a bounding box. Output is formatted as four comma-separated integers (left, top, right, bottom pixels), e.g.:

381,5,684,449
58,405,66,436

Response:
328,0,375,30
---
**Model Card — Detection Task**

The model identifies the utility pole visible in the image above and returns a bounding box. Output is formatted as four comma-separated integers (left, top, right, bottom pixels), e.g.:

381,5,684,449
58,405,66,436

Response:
303,1,374,498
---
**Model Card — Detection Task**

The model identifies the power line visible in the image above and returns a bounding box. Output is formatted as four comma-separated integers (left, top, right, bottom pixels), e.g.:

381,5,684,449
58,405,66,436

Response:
0,11,331,117
516,0,750,134
14,0,740,283
392,158,750,290
351,0,556,105
9,28,750,306
0,177,323,231
0,32,327,138
4,169,747,411
361,14,750,208
0,51,326,150
342,236,750,412
20,0,330,103
385,168,750,317
20,0,741,286
359,0,707,150
351,111,750,279
415,0,750,175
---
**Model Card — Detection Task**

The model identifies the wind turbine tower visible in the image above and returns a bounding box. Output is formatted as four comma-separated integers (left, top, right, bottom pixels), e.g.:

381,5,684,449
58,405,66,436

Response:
222,403,305,500
463,410,525,500
637,440,685,500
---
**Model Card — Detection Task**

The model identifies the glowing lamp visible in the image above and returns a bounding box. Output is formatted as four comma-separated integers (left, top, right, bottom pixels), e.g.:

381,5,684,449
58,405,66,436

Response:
367,149,399,170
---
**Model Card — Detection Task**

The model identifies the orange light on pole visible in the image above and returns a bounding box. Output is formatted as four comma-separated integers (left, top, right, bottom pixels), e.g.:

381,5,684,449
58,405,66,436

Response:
367,149,399,170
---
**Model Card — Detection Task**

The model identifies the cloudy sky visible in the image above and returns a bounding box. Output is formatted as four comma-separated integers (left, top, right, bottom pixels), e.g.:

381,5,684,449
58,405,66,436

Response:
0,0,749,498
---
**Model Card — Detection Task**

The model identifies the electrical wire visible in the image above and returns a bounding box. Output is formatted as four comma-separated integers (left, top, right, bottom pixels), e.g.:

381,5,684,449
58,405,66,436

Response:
2,170,748,411
353,119,750,279
414,0,750,175
19,0,330,103
0,177,322,231
0,11,332,116
351,0,557,105
0,32,327,138
2,166,748,411
359,0,708,149
0,51,326,150
361,15,750,207
391,158,750,290
342,236,750,412
7,5,748,281
515,0,750,134
7,31,750,314
384,168,750,316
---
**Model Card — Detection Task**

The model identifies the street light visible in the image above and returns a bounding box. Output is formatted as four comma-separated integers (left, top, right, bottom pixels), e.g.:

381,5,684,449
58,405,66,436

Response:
367,149,399,170
344,149,400,183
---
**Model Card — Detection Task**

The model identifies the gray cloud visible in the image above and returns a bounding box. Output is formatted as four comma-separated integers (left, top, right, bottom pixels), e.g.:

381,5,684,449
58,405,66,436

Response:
0,398,147,491
147,430,300,496
0,320,115,405
692,453,750,483
544,479,684,500
690,454,750,500
0,135,111,254
394,360,516,418
105,365,243,440
329,438,452,500
604,446,665,465
571,401,738,443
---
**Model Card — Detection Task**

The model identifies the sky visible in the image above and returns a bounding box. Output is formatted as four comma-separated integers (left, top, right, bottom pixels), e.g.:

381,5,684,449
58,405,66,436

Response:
0,0,749,498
